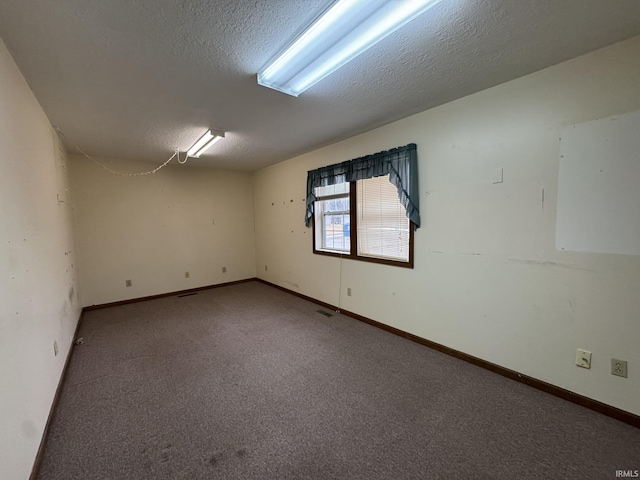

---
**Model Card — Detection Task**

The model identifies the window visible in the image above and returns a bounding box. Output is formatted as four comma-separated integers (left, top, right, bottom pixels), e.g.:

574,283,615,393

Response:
357,175,410,262
314,183,350,253
305,143,419,267
313,175,414,267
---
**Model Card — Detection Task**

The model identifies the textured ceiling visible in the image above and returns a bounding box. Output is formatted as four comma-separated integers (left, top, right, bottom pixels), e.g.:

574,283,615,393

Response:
1,0,640,171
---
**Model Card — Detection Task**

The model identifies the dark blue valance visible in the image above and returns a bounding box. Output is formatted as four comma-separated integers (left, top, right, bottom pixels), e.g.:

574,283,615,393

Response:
305,143,420,228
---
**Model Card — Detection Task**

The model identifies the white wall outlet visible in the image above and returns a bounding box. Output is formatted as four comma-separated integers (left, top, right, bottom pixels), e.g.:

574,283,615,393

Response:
611,359,628,378
125,279,132,287
53,340,58,356
347,287,352,297
575,348,592,369
185,271,190,278
222,266,227,273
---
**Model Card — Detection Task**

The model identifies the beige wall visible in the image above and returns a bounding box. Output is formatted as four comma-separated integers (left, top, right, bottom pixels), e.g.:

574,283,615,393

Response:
69,156,256,306
254,36,640,415
0,40,80,479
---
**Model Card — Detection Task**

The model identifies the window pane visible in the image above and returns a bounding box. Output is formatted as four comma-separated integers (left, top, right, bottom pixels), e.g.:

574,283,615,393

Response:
357,175,409,262
314,186,350,254
323,213,350,251
315,182,349,198
325,197,349,213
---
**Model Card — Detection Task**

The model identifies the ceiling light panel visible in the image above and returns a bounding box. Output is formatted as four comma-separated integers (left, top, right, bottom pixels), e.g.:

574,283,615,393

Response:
257,0,443,97
187,130,225,158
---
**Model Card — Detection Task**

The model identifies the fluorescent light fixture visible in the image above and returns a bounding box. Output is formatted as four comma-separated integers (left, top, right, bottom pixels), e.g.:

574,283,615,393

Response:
257,0,442,97
187,129,225,158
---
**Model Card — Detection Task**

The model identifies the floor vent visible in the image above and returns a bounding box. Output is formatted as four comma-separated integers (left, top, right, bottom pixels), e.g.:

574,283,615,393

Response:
316,310,333,317
178,292,198,298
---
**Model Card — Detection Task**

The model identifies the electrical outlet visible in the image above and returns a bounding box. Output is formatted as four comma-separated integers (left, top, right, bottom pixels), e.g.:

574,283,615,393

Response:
611,359,628,378
347,287,352,297
575,349,592,369
125,279,132,287
222,266,227,273
53,340,58,356
185,271,190,278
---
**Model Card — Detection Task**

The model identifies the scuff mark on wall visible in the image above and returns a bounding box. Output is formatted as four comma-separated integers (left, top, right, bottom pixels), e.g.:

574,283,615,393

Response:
507,259,593,272
21,420,37,439
430,250,484,256
283,280,300,290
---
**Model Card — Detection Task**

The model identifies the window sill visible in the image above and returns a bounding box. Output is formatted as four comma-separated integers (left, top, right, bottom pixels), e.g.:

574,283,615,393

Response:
313,248,414,269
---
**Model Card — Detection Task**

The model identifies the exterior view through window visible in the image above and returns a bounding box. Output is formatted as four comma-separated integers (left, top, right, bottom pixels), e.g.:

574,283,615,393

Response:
314,182,350,253
313,174,413,267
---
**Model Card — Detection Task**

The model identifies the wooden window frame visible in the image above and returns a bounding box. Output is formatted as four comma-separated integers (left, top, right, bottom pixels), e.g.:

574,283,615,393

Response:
312,181,415,269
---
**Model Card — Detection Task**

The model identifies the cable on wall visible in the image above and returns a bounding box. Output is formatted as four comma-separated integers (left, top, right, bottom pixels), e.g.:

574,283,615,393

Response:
55,128,180,177
177,150,189,165
337,254,343,313
52,128,76,209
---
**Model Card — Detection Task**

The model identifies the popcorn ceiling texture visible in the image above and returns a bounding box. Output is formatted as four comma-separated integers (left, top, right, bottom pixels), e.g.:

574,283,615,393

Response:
0,0,639,171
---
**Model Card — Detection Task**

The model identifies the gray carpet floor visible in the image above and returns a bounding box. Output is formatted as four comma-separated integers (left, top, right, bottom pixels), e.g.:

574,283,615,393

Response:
38,281,640,479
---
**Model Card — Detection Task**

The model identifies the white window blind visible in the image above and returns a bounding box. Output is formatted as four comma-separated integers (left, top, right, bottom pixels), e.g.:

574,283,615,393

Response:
357,175,409,262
